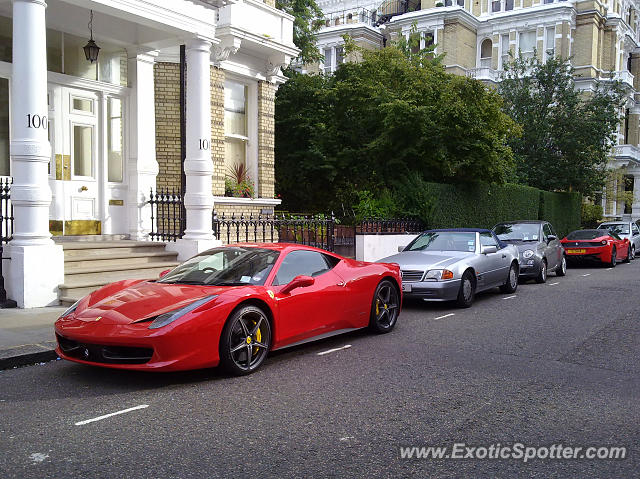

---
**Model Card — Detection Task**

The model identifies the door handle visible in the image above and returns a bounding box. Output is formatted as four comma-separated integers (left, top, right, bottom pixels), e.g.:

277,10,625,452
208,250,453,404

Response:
336,281,345,287
502,254,506,258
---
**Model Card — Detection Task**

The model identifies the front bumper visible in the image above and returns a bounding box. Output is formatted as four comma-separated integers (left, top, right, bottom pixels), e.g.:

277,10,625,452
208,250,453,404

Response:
54,317,223,372
518,257,543,278
401,279,461,301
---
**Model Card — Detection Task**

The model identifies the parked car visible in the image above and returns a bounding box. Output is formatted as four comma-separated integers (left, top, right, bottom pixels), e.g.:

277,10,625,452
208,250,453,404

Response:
597,221,640,259
55,244,402,375
561,229,631,267
378,228,519,308
492,220,566,283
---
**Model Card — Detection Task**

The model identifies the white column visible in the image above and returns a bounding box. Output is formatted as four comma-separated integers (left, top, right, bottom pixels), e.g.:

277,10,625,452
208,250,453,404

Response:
166,37,220,262
633,174,640,221
5,0,63,307
127,52,159,240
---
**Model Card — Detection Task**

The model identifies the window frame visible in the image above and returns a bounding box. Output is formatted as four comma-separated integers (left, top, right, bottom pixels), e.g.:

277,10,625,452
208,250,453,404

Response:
271,250,339,286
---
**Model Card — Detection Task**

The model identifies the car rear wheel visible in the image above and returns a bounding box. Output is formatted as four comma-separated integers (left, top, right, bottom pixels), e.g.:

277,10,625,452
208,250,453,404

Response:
535,259,547,284
219,305,271,376
456,271,475,308
609,247,617,268
500,262,519,293
369,280,399,333
555,255,567,276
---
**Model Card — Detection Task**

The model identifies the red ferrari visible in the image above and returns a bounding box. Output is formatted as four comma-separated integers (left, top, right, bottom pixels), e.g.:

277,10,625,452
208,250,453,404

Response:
561,229,631,267
55,243,402,375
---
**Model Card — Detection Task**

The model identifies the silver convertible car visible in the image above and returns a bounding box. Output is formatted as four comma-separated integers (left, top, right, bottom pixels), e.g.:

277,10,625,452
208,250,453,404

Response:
378,229,519,308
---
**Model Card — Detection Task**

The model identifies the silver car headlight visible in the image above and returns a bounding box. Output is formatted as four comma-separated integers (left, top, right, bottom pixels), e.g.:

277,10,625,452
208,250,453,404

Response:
148,295,218,329
522,249,535,259
424,269,454,281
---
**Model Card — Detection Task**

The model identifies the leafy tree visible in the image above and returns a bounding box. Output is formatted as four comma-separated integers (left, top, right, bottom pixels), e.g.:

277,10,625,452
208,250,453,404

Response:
499,55,627,196
277,0,324,65
275,37,519,214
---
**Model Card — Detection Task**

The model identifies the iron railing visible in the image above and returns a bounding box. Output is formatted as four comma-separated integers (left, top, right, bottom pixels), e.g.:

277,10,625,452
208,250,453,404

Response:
356,217,425,234
148,188,185,242
213,213,336,252
0,177,15,307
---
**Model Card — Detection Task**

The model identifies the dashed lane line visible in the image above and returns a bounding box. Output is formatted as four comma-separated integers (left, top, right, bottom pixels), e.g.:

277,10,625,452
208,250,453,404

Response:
75,405,149,426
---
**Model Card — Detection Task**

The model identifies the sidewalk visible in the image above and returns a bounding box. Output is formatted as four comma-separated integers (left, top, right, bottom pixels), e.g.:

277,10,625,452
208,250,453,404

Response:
0,306,67,370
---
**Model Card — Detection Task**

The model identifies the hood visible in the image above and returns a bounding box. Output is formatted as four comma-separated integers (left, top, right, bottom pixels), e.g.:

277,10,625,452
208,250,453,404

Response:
502,241,543,251
379,250,473,270
74,281,235,325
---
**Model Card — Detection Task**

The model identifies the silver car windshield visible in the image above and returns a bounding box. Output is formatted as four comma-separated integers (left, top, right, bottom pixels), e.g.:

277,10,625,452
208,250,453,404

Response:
599,223,629,235
406,232,476,252
494,223,540,241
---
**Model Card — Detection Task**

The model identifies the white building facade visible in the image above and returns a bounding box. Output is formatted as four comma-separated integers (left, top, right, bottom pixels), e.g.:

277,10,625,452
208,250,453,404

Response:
2,0,297,307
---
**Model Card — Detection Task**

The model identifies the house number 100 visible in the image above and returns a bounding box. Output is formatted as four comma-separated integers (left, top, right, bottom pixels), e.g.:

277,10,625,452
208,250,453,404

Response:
27,114,47,129
199,139,210,150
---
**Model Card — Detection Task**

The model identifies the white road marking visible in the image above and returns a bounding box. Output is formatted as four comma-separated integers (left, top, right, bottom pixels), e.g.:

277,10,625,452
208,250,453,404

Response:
317,345,352,356
502,295,517,300
606,268,613,270
434,313,455,320
581,273,591,277
29,453,49,463
75,404,149,426
548,282,559,286
339,436,354,442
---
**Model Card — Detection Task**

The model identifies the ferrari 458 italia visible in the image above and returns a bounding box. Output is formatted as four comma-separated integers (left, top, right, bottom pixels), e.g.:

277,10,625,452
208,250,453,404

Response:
561,229,631,267
55,244,402,375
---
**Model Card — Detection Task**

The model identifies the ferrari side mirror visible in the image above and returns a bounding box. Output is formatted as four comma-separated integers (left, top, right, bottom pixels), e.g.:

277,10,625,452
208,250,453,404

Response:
398,245,406,252
281,275,315,295
159,269,171,278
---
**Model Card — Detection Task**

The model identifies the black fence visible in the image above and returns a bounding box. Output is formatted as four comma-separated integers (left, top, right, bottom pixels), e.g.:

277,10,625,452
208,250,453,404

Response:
148,188,185,242
0,177,15,307
356,217,424,234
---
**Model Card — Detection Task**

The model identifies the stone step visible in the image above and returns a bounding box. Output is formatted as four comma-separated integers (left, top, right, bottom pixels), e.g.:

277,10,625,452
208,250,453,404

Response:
54,234,130,243
58,265,175,303
63,243,171,260
64,251,178,271
64,261,178,277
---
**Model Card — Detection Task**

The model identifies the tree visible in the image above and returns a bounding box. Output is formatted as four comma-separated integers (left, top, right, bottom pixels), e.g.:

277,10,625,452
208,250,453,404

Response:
498,55,627,197
275,37,519,214
277,0,324,65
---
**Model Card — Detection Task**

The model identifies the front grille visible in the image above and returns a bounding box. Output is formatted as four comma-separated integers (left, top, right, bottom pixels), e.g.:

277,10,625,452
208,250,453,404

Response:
564,241,602,248
401,270,424,282
56,334,153,365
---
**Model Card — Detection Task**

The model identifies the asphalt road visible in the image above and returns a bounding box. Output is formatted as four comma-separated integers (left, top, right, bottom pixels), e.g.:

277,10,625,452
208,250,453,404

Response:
1,260,639,478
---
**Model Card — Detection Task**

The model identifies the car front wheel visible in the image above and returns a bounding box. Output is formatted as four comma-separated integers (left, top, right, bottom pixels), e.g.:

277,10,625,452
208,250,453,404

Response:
456,271,475,308
219,305,271,376
609,247,617,268
624,245,632,263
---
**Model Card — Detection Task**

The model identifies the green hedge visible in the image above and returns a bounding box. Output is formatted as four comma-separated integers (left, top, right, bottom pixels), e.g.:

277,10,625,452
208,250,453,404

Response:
422,182,581,237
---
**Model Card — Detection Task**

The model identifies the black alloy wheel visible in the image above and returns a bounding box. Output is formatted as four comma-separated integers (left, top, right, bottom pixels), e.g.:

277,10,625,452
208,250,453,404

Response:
220,305,271,376
610,247,617,268
369,280,400,333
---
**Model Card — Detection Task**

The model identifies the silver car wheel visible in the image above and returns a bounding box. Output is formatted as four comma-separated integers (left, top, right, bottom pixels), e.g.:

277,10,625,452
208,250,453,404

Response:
463,278,472,301
509,266,517,288
632,246,636,260
561,257,566,274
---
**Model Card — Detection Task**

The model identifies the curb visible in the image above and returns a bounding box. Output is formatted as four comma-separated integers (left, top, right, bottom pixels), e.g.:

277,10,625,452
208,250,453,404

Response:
0,350,58,370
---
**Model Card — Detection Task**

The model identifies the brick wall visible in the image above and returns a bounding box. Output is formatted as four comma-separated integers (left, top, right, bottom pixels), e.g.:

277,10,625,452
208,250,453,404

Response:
211,66,226,196
154,62,182,192
258,81,277,199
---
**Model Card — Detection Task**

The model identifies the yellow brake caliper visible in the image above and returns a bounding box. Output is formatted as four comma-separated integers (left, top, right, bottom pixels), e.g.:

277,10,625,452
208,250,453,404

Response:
250,320,262,356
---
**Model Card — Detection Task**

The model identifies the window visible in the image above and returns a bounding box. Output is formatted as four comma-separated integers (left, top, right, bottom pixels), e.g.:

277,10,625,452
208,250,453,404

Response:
425,32,435,47
71,97,94,114
542,224,553,239
632,223,639,236
336,46,345,66
273,250,338,286
501,34,510,69
457,0,464,6
480,232,498,247
323,48,333,74
224,80,248,175
492,0,500,12
0,77,8,176
505,0,514,10
519,31,536,59
72,124,94,177
480,39,492,68
545,27,555,59
107,97,123,182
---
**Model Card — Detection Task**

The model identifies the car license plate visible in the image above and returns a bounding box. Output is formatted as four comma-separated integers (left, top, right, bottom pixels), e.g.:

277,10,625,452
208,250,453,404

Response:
566,249,586,254
402,283,412,292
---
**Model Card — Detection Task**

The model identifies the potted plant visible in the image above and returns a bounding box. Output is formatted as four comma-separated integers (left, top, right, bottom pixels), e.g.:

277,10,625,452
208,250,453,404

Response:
225,163,255,198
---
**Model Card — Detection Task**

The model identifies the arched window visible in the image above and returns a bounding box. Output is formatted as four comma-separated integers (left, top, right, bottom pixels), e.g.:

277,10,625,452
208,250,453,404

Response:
480,38,492,68
335,17,341,26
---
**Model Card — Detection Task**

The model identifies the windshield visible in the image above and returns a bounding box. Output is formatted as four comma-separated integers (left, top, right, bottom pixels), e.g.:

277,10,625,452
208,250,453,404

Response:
598,223,629,235
158,247,280,286
405,232,476,253
566,230,609,240
494,223,540,241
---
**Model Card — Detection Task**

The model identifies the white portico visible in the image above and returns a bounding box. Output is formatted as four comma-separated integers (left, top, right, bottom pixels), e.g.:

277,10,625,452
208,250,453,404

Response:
2,0,296,307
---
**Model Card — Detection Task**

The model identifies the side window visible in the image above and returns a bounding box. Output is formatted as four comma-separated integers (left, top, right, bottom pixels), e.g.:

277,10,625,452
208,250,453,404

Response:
633,223,640,236
543,224,553,238
480,232,498,247
273,250,336,286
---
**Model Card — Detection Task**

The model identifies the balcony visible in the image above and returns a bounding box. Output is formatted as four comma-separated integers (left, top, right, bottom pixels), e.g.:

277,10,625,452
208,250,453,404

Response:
321,8,377,29
612,70,635,89
613,144,640,165
466,67,500,83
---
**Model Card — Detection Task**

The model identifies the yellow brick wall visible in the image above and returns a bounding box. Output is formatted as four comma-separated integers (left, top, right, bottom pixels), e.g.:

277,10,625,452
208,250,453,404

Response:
211,66,226,196
442,20,477,69
258,81,276,199
154,62,182,193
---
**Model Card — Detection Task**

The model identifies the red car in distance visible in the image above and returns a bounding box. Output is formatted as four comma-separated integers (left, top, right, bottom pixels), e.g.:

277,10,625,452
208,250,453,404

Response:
561,229,631,267
55,244,402,375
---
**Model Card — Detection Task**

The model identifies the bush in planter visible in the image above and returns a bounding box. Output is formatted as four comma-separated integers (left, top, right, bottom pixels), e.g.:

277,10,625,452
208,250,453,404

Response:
225,163,255,198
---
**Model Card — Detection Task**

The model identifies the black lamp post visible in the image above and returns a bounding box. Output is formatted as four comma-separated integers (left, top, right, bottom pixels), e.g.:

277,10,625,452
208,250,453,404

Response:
83,10,100,63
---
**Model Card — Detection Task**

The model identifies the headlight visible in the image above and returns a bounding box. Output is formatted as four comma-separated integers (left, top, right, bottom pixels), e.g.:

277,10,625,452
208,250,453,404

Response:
148,295,218,329
424,269,454,281
522,249,535,259
59,300,81,319
601,240,607,245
